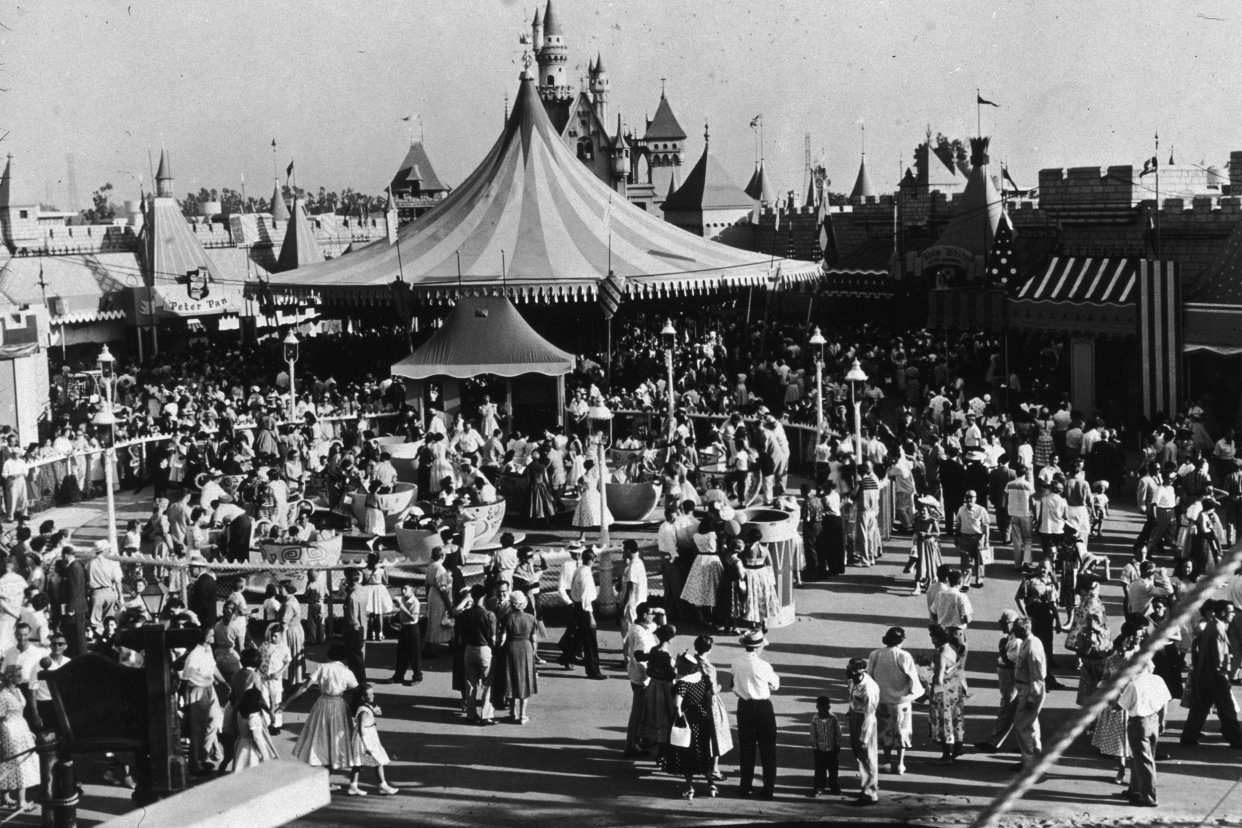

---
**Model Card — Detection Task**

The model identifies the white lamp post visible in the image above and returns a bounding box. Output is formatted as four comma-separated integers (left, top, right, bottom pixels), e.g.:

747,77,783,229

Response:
282,330,299,425
809,326,826,437
93,345,119,556
587,401,613,549
845,358,868,462
660,319,676,445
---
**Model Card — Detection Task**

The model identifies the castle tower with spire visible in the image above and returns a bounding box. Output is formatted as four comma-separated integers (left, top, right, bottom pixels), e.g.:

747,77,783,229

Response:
589,51,609,126
155,149,174,198
536,0,572,130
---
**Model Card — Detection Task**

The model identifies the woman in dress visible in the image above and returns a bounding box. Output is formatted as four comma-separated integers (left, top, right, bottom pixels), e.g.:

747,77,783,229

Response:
1092,631,1141,784
692,635,731,782
525,451,559,527
360,553,394,641
660,651,717,800
479,396,501,440
681,518,722,622
715,539,745,634
546,443,567,495
565,436,586,491
503,591,538,723
361,480,386,537
281,645,362,777
423,547,455,652
0,665,38,811
428,434,456,493
212,603,249,680
230,687,279,771
909,496,944,595
258,623,291,733
866,626,923,775
0,560,26,655
928,624,967,764
1033,409,1055,477
639,624,678,755
571,459,608,541
738,527,780,632
347,685,398,796
279,583,306,684
1065,575,1111,707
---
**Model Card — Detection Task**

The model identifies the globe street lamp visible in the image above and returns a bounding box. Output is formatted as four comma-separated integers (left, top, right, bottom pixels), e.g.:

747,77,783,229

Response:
809,326,826,437
845,358,868,461
93,345,119,556
587,400,613,548
282,330,300,425
660,319,676,445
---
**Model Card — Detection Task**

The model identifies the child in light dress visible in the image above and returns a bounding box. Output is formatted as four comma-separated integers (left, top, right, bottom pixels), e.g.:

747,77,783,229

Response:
347,684,398,796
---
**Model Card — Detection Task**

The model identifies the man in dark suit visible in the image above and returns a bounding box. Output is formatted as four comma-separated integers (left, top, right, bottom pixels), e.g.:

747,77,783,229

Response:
188,557,218,629
58,545,88,656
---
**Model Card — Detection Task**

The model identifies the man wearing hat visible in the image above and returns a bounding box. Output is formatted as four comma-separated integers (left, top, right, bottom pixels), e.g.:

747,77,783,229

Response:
731,630,780,799
186,553,218,632
975,609,1022,753
1003,615,1047,774
846,657,880,806
557,542,585,666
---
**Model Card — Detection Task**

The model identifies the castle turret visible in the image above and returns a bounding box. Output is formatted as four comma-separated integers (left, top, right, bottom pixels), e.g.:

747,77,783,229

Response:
590,51,610,126
155,149,174,198
536,0,572,130
610,113,630,197
0,154,39,246
270,178,290,221
531,4,544,52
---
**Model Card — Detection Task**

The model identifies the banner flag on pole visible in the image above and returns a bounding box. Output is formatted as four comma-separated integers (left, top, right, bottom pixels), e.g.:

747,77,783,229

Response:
598,271,626,320
384,188,399,245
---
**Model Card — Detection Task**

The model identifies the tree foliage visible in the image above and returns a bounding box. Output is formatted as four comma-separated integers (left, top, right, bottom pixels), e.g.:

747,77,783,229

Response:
81,182,116,223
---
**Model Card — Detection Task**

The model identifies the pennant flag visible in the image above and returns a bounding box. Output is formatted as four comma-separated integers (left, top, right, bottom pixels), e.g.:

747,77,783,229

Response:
598,271,626,320
271,139,276,149
390,279,413,324
977,93,1000,107
384,188,399,245
819,208,839,267
1002,165,1022,193
749,114,762,129
1140,156,1159,177
286,159,295,180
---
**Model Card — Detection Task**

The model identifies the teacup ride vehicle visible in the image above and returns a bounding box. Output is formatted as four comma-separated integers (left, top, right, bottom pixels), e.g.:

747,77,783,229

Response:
394,496,516,570
248,519,344,594
604,479,662,526
348,482,418,535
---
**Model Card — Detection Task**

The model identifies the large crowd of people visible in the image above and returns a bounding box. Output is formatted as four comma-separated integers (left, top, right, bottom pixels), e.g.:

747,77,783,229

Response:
0,309,1232,813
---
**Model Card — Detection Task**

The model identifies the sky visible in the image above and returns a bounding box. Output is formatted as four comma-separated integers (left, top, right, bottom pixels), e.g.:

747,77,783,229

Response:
2,0,1240,210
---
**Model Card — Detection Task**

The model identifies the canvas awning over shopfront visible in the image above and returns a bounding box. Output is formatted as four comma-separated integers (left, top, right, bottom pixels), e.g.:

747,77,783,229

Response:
1007,256,1138,337
926,288,1006,331
265,74,817,306
391,295,573,380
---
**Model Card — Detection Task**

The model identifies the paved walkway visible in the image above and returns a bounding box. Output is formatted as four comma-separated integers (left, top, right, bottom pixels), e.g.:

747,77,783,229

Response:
22,490,1242,828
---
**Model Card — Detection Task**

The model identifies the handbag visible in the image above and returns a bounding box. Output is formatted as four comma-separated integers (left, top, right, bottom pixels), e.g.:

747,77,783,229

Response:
669,716,691,748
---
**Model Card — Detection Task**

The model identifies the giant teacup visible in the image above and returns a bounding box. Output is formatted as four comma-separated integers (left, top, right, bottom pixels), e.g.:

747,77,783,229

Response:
250,533,343,593
382,440,422,484
453,498,507,547
395,527,440,567
738,506,798,628
349,482,418,534
604,481,662,523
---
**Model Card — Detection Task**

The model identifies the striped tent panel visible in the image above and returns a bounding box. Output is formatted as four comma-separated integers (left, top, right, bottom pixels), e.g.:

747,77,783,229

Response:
926,289,1005,332
1137,260,1182,420
1015,257,1137,304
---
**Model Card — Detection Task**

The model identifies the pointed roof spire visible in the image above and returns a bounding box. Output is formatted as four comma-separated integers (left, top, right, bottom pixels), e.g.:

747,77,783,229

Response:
644,91,686,141
849,154,876,201
594,50,605,73
155,149,172,183
927,136,1002,262
745,160,773,203
542,0,563,37
276,197,325,272
587,55,595,74
270,179,290,221
532,4,543,25
663,122,751,212
612,113,628,150
0,154,36,209
805,176,818,209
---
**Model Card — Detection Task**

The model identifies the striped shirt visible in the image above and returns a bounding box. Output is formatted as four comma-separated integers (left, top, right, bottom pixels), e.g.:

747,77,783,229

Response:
809,713,843,752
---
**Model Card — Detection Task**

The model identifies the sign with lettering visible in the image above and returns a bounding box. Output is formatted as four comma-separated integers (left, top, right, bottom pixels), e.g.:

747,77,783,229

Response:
132,285,244,320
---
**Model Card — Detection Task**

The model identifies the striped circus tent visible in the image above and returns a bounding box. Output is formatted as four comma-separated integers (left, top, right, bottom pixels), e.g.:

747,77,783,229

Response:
263,74,817,306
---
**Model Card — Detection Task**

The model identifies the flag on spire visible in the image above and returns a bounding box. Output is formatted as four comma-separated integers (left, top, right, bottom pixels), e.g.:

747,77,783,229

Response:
286,159,295,180
977,93,1000,107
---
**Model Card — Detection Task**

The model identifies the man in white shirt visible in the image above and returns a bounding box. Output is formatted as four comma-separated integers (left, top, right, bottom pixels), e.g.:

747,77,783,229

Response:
1145,471,1179,555
731,630,780,798
35,633,69,728
182,628,226,774
955,491,991,587
567,548,604,680
656,510,683,620
3,623,48,727
556,542,584,665
1011,617,1047,772
619,540,647,641
933,569,974,627
1006,470,1035,568
622,603,657,757
1118,660,1171,807
87,544,124,633
1035,480,1068,559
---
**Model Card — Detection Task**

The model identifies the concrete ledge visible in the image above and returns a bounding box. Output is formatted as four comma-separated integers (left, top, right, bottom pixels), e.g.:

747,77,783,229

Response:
97,762,330,828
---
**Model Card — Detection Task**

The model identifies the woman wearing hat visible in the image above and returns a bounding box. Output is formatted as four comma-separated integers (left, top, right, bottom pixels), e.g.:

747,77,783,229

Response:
908,496,944,595
866,627,923,775
661,650,718,799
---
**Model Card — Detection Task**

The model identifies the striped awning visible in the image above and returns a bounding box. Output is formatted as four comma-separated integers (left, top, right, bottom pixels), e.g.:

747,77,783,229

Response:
927,289,1005,332
50,309,128,326
1015,257,1137,305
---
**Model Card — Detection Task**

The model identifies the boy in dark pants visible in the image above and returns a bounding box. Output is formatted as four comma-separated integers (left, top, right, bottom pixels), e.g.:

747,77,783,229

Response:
809,695,842,796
